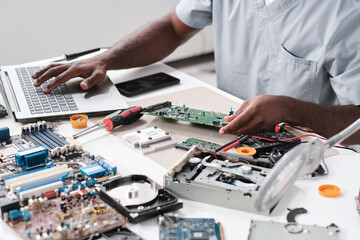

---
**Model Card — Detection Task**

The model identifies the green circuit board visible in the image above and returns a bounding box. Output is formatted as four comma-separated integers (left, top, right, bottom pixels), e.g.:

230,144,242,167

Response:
175,137,222,151
143,104,228,128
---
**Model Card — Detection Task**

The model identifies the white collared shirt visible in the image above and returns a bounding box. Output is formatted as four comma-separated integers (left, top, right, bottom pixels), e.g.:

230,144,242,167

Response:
176,0,360,106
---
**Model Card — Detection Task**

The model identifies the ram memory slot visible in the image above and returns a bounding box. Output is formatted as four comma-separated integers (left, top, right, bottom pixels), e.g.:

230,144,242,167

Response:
44,129,68,145
27,133,52,152
41,130,65,146
31,132,57,149
36,131,61,148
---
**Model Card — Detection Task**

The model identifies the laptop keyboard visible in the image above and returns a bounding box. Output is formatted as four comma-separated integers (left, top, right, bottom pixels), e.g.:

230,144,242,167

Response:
16,67,78,115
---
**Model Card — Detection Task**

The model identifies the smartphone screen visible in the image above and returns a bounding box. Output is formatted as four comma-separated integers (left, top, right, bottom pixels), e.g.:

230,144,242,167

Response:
115,72,180,97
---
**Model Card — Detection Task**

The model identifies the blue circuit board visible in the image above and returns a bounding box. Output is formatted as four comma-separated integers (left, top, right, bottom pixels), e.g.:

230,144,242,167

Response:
159,215,221,240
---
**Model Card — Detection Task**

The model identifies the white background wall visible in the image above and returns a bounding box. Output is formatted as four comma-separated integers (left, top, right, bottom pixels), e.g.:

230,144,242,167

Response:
0,0,213,66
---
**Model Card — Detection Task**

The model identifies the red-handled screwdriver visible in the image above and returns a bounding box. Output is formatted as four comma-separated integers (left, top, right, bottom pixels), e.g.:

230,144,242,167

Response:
72,106,143,139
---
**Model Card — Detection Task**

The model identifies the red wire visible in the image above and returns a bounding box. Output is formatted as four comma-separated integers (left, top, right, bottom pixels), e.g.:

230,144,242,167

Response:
321,157,329,175
252,136,276,142
217,141,240,153
281,134,327,141
285,126,314,132
193,151,218,159
312,158,329,176
230,158,251,166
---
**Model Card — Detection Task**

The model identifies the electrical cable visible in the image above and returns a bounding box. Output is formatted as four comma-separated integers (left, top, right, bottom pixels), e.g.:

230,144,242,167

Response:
193,151,218,159
252,134,345,147
230,158,251,166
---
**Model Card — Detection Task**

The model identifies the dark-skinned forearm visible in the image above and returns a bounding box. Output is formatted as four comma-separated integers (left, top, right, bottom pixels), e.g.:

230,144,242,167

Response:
95,12,198,70
284,97,360,144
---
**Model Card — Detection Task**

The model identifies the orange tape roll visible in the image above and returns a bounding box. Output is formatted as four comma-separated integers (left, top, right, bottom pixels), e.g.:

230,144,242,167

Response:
235,146,257,156
70,114,88,129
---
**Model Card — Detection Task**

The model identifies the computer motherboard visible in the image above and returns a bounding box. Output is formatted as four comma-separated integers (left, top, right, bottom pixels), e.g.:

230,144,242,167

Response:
0,121,131,239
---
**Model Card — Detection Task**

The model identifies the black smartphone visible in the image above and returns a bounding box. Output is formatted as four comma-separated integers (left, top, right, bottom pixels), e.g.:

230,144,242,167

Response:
115,72,180,97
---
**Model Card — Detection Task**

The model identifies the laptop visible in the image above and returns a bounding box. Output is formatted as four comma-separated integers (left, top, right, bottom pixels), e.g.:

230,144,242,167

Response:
0,64,128,122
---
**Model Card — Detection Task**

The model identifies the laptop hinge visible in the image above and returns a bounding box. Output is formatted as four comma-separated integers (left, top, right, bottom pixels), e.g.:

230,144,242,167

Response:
0,71,20,112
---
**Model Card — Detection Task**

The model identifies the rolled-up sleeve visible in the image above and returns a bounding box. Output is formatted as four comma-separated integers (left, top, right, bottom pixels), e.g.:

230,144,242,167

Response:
325,10,360,105
176,0,213,29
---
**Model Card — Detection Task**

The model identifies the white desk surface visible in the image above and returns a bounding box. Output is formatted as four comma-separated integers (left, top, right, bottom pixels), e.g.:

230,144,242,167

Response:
0,62,360,240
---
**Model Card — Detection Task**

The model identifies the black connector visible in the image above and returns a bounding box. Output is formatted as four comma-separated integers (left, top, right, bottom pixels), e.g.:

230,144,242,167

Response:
142,101,172,112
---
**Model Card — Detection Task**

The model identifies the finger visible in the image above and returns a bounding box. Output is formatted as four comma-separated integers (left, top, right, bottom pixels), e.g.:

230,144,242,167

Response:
219,107,255,135
43,68,80,93
32,63,62,79
80,70,106,90
224,114,237,122
229,120,264,136
34,65,68,87
224,102,248,122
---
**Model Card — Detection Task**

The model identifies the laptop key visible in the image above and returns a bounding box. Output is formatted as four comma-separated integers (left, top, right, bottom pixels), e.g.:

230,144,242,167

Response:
60,106,69,111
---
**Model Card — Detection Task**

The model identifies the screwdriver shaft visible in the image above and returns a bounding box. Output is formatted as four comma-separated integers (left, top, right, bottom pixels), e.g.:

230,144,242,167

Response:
73,124,106,139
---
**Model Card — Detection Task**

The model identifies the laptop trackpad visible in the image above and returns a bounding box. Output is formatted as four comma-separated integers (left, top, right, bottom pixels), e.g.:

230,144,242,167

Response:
65,76,119,109
66,77,111,96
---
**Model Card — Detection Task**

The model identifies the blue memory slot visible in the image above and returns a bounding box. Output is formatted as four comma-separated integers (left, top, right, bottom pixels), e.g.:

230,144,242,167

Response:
26,133,52,152
36,131,61,148
45,129,68,145
3,161,54,182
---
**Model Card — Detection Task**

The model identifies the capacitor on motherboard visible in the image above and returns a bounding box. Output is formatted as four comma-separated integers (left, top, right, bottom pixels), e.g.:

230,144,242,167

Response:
58,223,68,238
67,195,73,202
3,212,9,222
39,195,49,208
60,201,67,213
28,198,35,207
93,222,98,231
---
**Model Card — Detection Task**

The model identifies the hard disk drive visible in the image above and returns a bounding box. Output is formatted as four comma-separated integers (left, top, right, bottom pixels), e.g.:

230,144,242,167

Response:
96,174,183,223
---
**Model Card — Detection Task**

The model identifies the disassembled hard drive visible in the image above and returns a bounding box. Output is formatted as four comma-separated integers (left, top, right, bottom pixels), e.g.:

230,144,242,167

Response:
96,174,183,223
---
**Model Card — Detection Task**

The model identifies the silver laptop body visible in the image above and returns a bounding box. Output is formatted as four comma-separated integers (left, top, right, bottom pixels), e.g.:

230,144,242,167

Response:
0,65,127,122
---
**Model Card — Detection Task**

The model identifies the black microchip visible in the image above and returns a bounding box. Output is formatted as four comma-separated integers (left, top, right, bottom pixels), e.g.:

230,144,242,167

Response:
212,120,220,125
